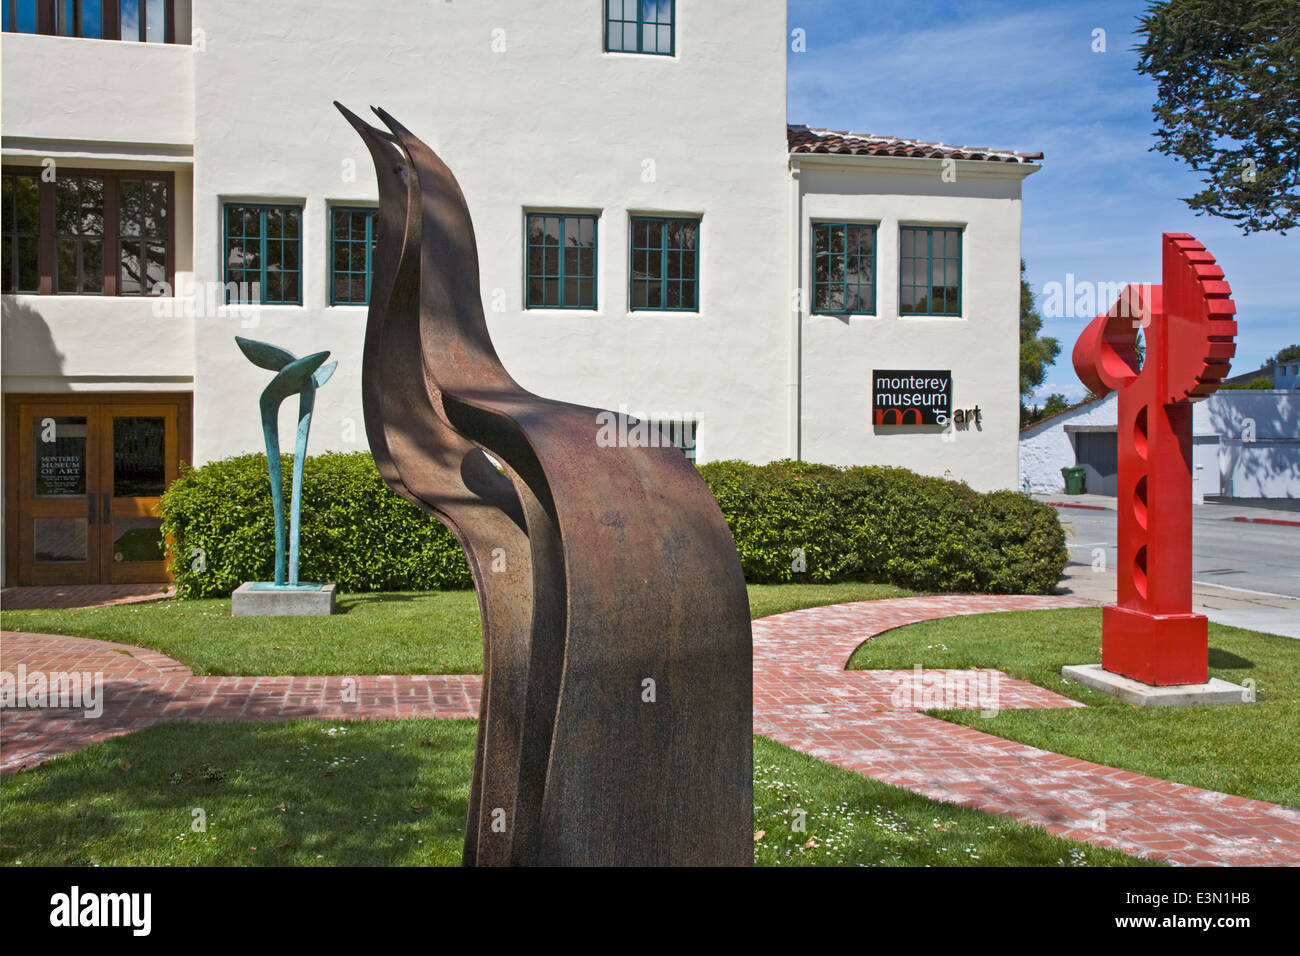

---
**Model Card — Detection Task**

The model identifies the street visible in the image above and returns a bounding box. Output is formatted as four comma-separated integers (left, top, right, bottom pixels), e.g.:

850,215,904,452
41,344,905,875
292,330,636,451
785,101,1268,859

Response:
1043,497,1300,638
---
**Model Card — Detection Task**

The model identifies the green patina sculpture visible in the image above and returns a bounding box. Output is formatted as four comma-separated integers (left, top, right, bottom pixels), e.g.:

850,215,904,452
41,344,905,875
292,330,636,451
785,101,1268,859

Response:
235,336,337,589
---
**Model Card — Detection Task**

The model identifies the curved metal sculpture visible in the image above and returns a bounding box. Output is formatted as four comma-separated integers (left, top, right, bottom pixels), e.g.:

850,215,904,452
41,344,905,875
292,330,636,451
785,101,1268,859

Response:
235,336,337,588
336,103,753,866
1073,232,1237,685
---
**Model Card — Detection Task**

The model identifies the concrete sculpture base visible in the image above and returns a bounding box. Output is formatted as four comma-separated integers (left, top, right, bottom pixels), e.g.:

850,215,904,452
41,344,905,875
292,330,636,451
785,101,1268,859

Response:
1061,663,1252,708
232,582,336,617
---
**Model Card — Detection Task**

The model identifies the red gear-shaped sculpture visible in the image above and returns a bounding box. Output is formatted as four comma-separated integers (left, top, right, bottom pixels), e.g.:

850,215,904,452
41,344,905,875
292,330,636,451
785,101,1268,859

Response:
1072,233,1237,685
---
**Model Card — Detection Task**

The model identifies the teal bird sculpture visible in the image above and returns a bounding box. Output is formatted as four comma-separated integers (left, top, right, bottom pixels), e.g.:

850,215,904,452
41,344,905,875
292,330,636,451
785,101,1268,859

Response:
235,336,337,587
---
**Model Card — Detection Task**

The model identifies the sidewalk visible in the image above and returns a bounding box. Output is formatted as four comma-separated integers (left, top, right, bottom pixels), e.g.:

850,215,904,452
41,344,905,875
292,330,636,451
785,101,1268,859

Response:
0,583,175,611
1036,492,1300,525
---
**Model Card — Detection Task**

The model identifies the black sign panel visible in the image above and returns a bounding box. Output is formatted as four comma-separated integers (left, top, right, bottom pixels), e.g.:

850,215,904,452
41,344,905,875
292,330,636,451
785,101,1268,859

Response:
873,370,952,426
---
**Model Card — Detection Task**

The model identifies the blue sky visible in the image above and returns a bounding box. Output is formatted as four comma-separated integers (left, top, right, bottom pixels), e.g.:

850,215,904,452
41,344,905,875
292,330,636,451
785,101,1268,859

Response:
787,0,1296,401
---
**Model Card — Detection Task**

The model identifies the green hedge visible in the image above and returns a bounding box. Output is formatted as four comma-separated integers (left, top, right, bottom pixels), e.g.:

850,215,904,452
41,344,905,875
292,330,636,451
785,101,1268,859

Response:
159,452,472,598
700,459,1067,594
160,453,1066,597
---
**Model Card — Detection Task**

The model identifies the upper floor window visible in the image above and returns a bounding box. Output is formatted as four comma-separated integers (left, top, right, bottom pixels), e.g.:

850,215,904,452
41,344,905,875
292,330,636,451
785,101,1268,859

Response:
630,216,698,311
900,225,962,316
330,206,377,306
5,0,183,42
605,0,674,56
3,0,38,32
2,172,41,293
526,213,597,310
812,222,876,315
1,167,172,295
118,0,171,42
224,203,302,305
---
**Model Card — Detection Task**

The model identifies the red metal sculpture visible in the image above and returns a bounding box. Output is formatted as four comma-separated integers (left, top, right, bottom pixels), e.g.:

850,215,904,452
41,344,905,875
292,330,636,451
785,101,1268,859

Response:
1073,233,1237,685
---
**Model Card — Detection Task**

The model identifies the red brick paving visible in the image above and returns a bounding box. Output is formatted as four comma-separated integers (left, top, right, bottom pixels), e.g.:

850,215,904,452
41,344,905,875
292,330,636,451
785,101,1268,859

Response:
3,593,1299,866
751,594,1300,866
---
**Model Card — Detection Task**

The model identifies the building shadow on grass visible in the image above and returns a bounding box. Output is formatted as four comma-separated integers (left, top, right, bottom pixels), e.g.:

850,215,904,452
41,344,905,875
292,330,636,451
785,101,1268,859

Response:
0,717,478,866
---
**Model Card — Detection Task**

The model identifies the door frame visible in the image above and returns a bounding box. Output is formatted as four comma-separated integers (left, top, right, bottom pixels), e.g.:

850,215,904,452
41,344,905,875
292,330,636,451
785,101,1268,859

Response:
4,392,193,585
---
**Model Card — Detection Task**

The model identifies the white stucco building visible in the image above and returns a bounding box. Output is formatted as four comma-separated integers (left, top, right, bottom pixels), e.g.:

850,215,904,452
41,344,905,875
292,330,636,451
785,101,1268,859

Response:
1020,390,1300,499
2,1,1040,586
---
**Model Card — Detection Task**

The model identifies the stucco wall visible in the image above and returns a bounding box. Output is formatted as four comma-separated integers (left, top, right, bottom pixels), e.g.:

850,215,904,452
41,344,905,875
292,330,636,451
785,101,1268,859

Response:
1206,391,1300,498
1018,390,1299,498
1,32,193,148
187,0,791,466
1018,392,1117,494
797,160,1032,492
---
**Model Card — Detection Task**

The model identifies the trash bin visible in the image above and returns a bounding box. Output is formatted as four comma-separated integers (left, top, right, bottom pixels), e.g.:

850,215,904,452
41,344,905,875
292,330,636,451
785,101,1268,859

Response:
1061,465,1086,495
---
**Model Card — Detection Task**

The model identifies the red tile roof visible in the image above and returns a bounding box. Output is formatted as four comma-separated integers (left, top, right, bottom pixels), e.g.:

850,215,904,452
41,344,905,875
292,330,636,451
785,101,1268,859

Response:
789,124,1043,164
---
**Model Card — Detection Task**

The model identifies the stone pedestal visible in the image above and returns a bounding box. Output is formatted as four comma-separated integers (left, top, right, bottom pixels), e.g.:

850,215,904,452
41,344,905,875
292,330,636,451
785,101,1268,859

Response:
1061,663,1252,707
232,582,336,617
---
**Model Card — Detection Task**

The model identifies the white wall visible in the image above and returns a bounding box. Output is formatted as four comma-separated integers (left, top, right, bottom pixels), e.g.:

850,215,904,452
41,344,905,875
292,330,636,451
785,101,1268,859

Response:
187,0,791,466
0,32,193,148
1019,390,1300,498
1018,392,1116,493
797,158,1034,492
1205,391,1300,498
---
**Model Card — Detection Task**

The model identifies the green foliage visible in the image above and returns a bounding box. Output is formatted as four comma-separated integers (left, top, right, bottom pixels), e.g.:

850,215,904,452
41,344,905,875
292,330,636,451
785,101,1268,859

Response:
160,452,1067,598
1135,0,1300,234
159,452,472,598
699,460,1067,594
1265,344,1300,367
1221,376,1275,390
1020,392,1072,429
1019,259,1060,398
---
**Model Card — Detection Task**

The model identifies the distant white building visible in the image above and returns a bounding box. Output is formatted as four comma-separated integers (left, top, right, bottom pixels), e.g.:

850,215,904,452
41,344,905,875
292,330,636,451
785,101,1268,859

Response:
1019,391,1300,498
2,1,1040,586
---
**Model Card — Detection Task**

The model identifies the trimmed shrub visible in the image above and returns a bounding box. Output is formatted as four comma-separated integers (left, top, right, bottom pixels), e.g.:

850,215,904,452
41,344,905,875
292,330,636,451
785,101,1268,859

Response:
698,460,1067,594
160,452,1066,597
159,452,471,598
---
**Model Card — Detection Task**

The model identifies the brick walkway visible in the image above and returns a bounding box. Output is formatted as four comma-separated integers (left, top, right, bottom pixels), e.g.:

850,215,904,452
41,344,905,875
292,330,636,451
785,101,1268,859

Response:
3,593,1299,865
1,583,175,610
751,595,1300,866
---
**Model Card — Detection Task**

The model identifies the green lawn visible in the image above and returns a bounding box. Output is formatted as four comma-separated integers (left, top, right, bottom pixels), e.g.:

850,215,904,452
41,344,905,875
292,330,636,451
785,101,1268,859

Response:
0,720,1145,867
0,582,912,676
847,607,1300,808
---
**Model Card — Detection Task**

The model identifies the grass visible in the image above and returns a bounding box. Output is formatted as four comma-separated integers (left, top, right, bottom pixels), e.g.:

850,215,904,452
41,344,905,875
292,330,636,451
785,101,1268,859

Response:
0,720,1146,867
847,607,1300,808
0,582,913,676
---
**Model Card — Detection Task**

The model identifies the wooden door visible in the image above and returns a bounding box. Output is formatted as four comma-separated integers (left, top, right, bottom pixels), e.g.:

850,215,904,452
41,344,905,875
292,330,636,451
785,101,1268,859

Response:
13,400,180,585
16,404,101,585
98,404,178,584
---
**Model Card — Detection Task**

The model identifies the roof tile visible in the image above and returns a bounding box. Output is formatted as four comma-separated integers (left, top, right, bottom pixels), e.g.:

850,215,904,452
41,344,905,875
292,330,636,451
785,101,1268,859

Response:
789,124,1043,164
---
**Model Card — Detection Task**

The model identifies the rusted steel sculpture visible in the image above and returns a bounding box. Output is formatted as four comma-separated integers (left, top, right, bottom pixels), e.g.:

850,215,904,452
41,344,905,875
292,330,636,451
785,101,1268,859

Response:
336,104,753,866
1073,233,1237,685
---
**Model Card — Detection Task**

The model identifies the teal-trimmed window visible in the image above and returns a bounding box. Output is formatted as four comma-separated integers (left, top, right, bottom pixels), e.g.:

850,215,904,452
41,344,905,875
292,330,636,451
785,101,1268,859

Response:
605,0,674,55
630,216,698,311
223,203,302,305
526,213,597,310
900,226,962,316
812,222,875,315
330,206,377,305
652,420,697,463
